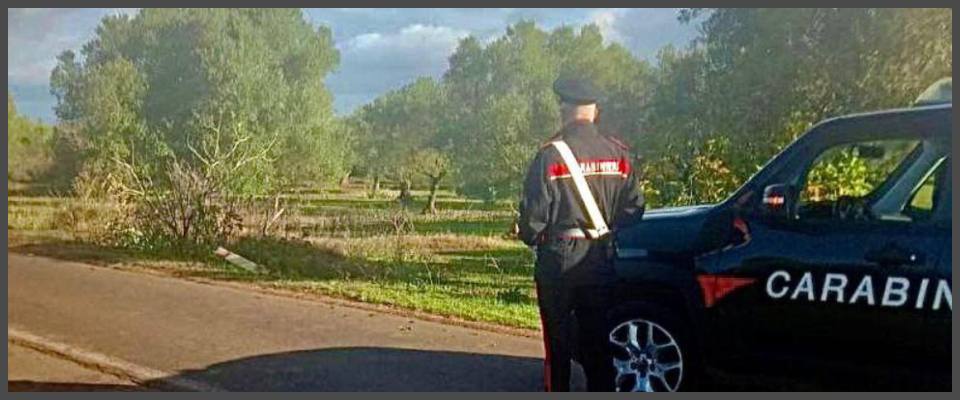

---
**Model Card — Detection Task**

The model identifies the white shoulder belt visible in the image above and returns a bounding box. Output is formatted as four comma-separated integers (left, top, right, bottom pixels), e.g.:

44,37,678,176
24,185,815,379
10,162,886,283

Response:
550,140,610,239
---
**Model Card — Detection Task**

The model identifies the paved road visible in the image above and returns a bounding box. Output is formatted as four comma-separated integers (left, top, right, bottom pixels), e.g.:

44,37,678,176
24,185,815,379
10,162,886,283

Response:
8,342,144,391
8,253,568,391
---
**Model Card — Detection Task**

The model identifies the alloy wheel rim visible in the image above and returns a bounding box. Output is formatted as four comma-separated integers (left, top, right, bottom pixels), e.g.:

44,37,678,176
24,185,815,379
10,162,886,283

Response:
608,318,683,392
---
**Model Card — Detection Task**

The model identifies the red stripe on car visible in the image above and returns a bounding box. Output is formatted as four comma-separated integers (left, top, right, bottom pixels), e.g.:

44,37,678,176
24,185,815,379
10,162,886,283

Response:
697,275,757,308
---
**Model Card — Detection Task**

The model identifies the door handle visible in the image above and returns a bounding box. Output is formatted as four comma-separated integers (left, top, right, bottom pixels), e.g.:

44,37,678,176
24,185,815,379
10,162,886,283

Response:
864,243,925,266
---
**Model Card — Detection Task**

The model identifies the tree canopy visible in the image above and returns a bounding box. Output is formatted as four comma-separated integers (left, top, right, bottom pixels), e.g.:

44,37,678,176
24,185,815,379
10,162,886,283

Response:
26,8,954,213
50,9,347,195
347,9,951,208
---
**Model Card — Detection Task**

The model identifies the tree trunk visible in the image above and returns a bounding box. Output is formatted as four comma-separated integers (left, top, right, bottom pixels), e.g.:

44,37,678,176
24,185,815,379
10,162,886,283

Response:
339,171,351,187
370,174,381,197
423,177,441,215
398,179,413,206
506,198,520,237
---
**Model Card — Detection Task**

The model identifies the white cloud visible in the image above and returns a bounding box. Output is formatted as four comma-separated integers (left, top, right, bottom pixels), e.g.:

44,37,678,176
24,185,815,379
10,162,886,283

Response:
586,8,698,59
346,32,382,49
327,23,471,113
588,9,625,45
341,24,470,54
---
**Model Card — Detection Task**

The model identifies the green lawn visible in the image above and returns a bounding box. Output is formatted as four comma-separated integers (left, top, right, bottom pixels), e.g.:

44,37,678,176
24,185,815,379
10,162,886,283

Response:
6,183,542,330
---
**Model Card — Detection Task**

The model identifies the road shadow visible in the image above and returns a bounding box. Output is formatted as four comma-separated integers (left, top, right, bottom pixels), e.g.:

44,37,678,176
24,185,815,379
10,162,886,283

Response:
7,381,148,391
10,240,153,266
162,347,547,391
158,346,898,392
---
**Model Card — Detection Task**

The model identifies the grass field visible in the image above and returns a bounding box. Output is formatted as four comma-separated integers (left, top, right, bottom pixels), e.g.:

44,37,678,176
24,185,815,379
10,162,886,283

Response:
7,181,542,330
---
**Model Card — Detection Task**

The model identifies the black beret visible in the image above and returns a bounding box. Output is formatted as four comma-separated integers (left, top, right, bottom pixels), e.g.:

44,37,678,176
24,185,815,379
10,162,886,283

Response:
553,78,599,105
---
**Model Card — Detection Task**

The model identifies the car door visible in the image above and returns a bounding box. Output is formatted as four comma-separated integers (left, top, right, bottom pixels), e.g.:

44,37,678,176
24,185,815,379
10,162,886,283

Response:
930,159,952,366
896,157,951,387
852,211,948,380
705,210,929,379
704,128,950,386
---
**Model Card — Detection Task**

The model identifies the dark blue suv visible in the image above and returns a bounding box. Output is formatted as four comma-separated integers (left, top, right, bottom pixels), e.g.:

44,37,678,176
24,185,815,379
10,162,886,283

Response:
604,87,951,391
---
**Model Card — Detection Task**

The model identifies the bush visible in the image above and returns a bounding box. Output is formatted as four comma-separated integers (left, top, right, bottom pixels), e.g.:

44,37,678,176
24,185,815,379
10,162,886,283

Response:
60,154,247,254
129,161,242,247
54,169,130,244
7,93,56,182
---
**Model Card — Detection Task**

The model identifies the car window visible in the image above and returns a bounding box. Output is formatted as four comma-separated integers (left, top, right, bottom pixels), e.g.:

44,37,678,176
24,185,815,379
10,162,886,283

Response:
904,157,947,222
798,139,920,221
908,165,937,211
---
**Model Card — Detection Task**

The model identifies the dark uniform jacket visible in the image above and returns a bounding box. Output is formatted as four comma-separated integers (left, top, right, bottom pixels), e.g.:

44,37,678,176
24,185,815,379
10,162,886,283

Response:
519,120,645,285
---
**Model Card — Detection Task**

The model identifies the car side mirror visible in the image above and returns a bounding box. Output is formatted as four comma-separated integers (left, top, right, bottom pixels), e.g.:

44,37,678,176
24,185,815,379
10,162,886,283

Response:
761,183,797,220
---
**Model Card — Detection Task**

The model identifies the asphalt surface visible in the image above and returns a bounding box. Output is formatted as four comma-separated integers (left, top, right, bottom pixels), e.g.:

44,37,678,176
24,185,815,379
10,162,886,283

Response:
8,342,144,391
7,253,573,391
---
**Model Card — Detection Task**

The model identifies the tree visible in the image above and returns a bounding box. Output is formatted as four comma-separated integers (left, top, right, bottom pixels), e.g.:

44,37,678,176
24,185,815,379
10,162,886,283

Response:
49,9,346,196
688,8,952,172
549,25,653,138
356,9,951,211
442,22,551,200
407,148,451,214
636,8,952,206
440,21,653,202
7,92,55,182
47,9,345,246
352,77,449,206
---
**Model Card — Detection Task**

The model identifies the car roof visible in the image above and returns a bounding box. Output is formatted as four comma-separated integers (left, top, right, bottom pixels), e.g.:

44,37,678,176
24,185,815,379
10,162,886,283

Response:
801,103,952,144
830,102,951,121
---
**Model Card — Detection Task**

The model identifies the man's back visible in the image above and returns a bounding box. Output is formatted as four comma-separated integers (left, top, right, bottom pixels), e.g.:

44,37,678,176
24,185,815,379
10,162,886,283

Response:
526,77,644,392
519,120,644,283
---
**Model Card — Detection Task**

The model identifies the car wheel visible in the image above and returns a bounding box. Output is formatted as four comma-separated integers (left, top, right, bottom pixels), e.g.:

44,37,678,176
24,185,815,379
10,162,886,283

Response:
607,303,699,392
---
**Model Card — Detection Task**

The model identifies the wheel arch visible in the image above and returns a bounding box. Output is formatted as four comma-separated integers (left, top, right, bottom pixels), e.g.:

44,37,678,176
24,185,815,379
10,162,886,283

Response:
612,259,707,348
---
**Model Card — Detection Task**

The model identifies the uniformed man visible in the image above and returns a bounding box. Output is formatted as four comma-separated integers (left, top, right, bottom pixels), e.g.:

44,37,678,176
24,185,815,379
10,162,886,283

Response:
519,78,645,392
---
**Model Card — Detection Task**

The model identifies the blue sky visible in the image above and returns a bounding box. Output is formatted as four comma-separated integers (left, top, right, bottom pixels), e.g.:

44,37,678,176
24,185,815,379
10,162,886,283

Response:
8,8,700,122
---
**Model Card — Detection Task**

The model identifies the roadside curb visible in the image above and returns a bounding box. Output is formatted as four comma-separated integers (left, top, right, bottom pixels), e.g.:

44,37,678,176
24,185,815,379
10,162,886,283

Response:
8,327,223,392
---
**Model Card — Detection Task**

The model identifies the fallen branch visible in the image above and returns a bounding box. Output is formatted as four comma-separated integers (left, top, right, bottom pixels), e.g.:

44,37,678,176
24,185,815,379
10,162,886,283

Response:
213,246,262,274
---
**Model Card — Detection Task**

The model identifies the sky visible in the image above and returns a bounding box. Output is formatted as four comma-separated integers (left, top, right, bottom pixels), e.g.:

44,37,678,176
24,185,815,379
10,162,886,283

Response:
8,8,700,123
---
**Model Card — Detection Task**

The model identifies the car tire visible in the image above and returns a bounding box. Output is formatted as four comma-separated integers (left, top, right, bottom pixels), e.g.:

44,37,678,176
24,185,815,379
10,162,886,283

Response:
606,302,701,392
